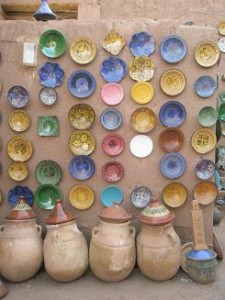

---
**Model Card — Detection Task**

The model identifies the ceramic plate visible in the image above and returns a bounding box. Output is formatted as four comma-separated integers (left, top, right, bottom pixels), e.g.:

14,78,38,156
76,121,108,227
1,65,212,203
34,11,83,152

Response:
8,185,34,207
100,185,123,207
194,75,216,98
193,181,218,205
160,69,186,96
39,29,67,58
195,41,220,67
129,57,155,82
101,30,126,56
159,101,186,127
100,83,124,105
217,37,225,53
162,182,187,208
181,242,194,273
129,135,153,158
198,106,218,127
39,62,65,88
102,133,125,156
35,160,62,185
7,86,29,108
129,31,155,57
100,56,127,83
39,87,58,106
191,128,216,154
217,21,225,35
8,109,31,132
160,152,186,179
159,127,184,152
160,35,187,63
70,37,96,64
69,155,95,180
68,104,95,130
131,82,154,104
7,136,33,162
38,116,59,137
130,186,152,208
130,107,157,133
100,108,122,131
69,184,95,210
195,159,215,180
8,161,28,182
218,103,225,121
69,130,96,155
68,70,96,98
34,184,62,210
102,161,124,183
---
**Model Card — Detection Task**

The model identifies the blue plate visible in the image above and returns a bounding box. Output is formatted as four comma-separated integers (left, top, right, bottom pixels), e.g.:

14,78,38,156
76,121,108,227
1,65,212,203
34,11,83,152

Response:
69,155,95,180
129,31,155,57
160,153,186,179
159,101,186,127
39,62,65,88
100,108,122,131
68,70,96,98
8,185,34,207
194,75,216,98
100,185,123,207
160,34,187,63
7,86,29,108
100,56,127,83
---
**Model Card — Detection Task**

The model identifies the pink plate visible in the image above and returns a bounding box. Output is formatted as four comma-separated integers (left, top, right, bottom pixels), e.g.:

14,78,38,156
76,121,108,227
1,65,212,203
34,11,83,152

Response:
102,161,124,182
102,133,125,156
101,83,124,105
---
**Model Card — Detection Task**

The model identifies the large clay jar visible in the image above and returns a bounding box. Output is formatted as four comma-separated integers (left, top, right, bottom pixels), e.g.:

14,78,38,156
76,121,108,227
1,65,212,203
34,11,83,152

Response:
43,199,88,282
0,196,43,283
137,196,181,281
89,203,136,282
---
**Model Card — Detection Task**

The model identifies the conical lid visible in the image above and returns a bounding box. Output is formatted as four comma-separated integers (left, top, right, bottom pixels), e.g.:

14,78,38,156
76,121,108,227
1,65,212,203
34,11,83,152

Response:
33,0,57,21
98,202,132,223
139,196,174,225
6,196,36,220
45,199,76,225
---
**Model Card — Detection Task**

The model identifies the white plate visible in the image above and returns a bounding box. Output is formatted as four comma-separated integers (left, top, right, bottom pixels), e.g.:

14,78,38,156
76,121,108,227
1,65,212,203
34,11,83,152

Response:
129,135,153,158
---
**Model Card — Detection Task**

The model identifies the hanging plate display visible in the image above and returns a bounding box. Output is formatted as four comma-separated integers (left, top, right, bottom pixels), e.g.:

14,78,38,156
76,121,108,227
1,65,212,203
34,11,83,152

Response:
7,86,29,108
8,161,28,182
39,87,58,106
129,57,155,82
131,82,154,104
69,130,96,156
159,101,186,127
193,181,218,205
130,186,152,209
198,106,218,127
34,184,63,210
130,107,157,133
68,104,95,130
39,62,65,88
67,70,96,98
70,37,96,64
191,128,216,154
102,133,125,156
7,136,33,162
69,184,95,210
160,34,187,63
160,152,186,179
129,135,153,158
100,108,122,131
129,31,155,57
194,75,216,98
158,127,184,152
35,160,62,185
100,56,127,83
195,159,215,180
8,109,31,132
100,83,124,105
39,29,67,58
38,116,59,137
100,185,123,207
195,41,220,67
101,30,126,56
69,155,95,180
162,182,187,208
160,69,186,96
8,185,34,207
102,161,124,183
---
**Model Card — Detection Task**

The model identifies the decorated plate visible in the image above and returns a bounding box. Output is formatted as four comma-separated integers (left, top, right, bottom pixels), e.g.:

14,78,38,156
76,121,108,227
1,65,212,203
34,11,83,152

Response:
217,21,225,35
162,182,187,208
217,37,225,53
131,82,154,104
68,104,95,130
70,37,96,64
69,184,95,210
218,103,225,121
69,155,95,180
160,35,187,63
191,128,216,154
8,161,28,182
100,108,122,131
195,41,220,67
67,70,96,98
160,69,186,96
101,30,126,55
130,186,152,208
34,184,62,210
7,136,33,162
38,116,59,137
159,127,184,152
198,106,218,127
69,130,96,155
39,87,58,106
8,109,31,132
129,31,155,57
130,107,157,133
35,160,62,185
39,62,65,88
102,133,125,156
100,56,127,83
7,86,29,108
8,185,34,207
195,159,215,180
102,161,124,183
160,152,186,179
194,75,216,98
39,29,67,58
100,83,124,105
100,185,123,207
129,135,153,158
193,181,218,205
159,101,186,127
129,57,155,82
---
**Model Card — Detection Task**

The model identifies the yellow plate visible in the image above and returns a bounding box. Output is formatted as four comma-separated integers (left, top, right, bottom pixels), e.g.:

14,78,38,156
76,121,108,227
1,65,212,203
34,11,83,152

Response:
8,161,28,181
162,182,188,208
68,104,95,130
69,184,95,210
7,136,33,162
191,128,216,154
217,21,225,35
193,181,218,205
130,107,157,133
8,109,31,132
101,30,126,56
195,41,220,67
68,130,96,155
70,37,96,64
131,82,154,104
160,69,186,96
129,57,155,82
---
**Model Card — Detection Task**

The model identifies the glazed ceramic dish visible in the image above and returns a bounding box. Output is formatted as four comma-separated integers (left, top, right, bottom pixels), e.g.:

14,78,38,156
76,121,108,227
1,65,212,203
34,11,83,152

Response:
39,87,58,106
69,184,95,210
7,136,33,162
100,83,124,105
8,185,34,207
70,37,96,64
7,86,29,108
195,41,220,67
100,185,123,207
101,30,126,56
217,37,225,53
159,101,186,127
34,184,62,210
162,182,187,208
193,181,218,205
130,186,152,208
39,29,67,58
8,110,31,132
218,103,225,121
100,56,127,83
198,106,218,127
160,152,186,179
69,155,95,180
131,82,154,104
130,107,157,133
160,69,186,96
129,135,153,158
68,104,95,130
129,57,155,82
100,108,122,131
102,161,124,183
194,75,216,98
39,62,65,88
38,116,59,137
217,21,225,35
195,159,215,180
191,128,216,154
35,160,62,185
69,130,96,155
8,161,28,182
158,127,184,152
129,31,155,57
67,70,96,98
160,35,187,63
102,133,125,156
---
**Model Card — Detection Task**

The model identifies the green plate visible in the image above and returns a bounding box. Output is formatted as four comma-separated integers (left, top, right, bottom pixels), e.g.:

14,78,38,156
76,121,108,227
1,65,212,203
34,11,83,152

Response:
39,29,67,58
34,184,62,210
35,160,62,185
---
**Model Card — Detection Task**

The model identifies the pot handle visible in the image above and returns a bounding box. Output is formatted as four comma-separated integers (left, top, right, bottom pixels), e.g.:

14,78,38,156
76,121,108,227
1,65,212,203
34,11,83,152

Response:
36,225,42,235
0,225,5,233
92,226,99,236
129,226,136,239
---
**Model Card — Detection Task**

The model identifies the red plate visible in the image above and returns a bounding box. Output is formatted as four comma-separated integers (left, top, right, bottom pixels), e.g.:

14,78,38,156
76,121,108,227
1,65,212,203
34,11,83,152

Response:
102,161,124,182
102,133,125,156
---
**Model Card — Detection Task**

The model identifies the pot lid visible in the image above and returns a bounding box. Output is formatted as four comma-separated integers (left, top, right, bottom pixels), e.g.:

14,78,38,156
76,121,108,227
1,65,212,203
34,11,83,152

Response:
98,202,132,223
139,195,174,225
45,199,76,224
6,196,36,220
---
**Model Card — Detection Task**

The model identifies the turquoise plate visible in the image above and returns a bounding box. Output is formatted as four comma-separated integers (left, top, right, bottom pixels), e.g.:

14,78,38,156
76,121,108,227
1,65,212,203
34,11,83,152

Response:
100,185,123,207
34,184,62,210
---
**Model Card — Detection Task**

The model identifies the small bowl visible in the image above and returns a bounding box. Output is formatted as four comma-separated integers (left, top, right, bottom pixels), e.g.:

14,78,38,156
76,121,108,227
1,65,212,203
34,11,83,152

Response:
7,86,29,108
195,159,215,180
158,127,184,152
102,161,124,183
162,182,187,208
130,186,152,208
130,107,157,133
198,106,218,127
193,181,218,205
100,108,122,131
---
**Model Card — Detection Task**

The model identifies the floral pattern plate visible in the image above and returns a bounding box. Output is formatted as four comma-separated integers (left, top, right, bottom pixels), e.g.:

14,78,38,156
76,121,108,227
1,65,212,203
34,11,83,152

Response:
38,116,59,136
101,30,126,55
102,133,125,156
7,136,33,162
69,155,95,180
39,29,67,58
8,185,34,207
130,186,152,208
160,152,186,179
35,160,62,185
39,62,65,88
195,41,220,67
70,37,96,64
130,107,157,133
69,184,95,210
68,104,95,130
7,86,29,108
39,87,58,106
69,130,96,155
194,75,217,98
8,161,28,182
129,57,155,82
129,31,155,57
100,108,122,131
160,35,187,63
8,109,31,132
160,69,186,96
100,56,127,83
102,161,124,183
68,70,96,98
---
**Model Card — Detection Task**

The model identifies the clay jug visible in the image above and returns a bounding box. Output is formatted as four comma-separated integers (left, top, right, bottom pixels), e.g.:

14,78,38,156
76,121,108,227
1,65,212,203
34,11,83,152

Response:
43,199,88,282
89,202,136,282
137,196,181,281
0,196,43,283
